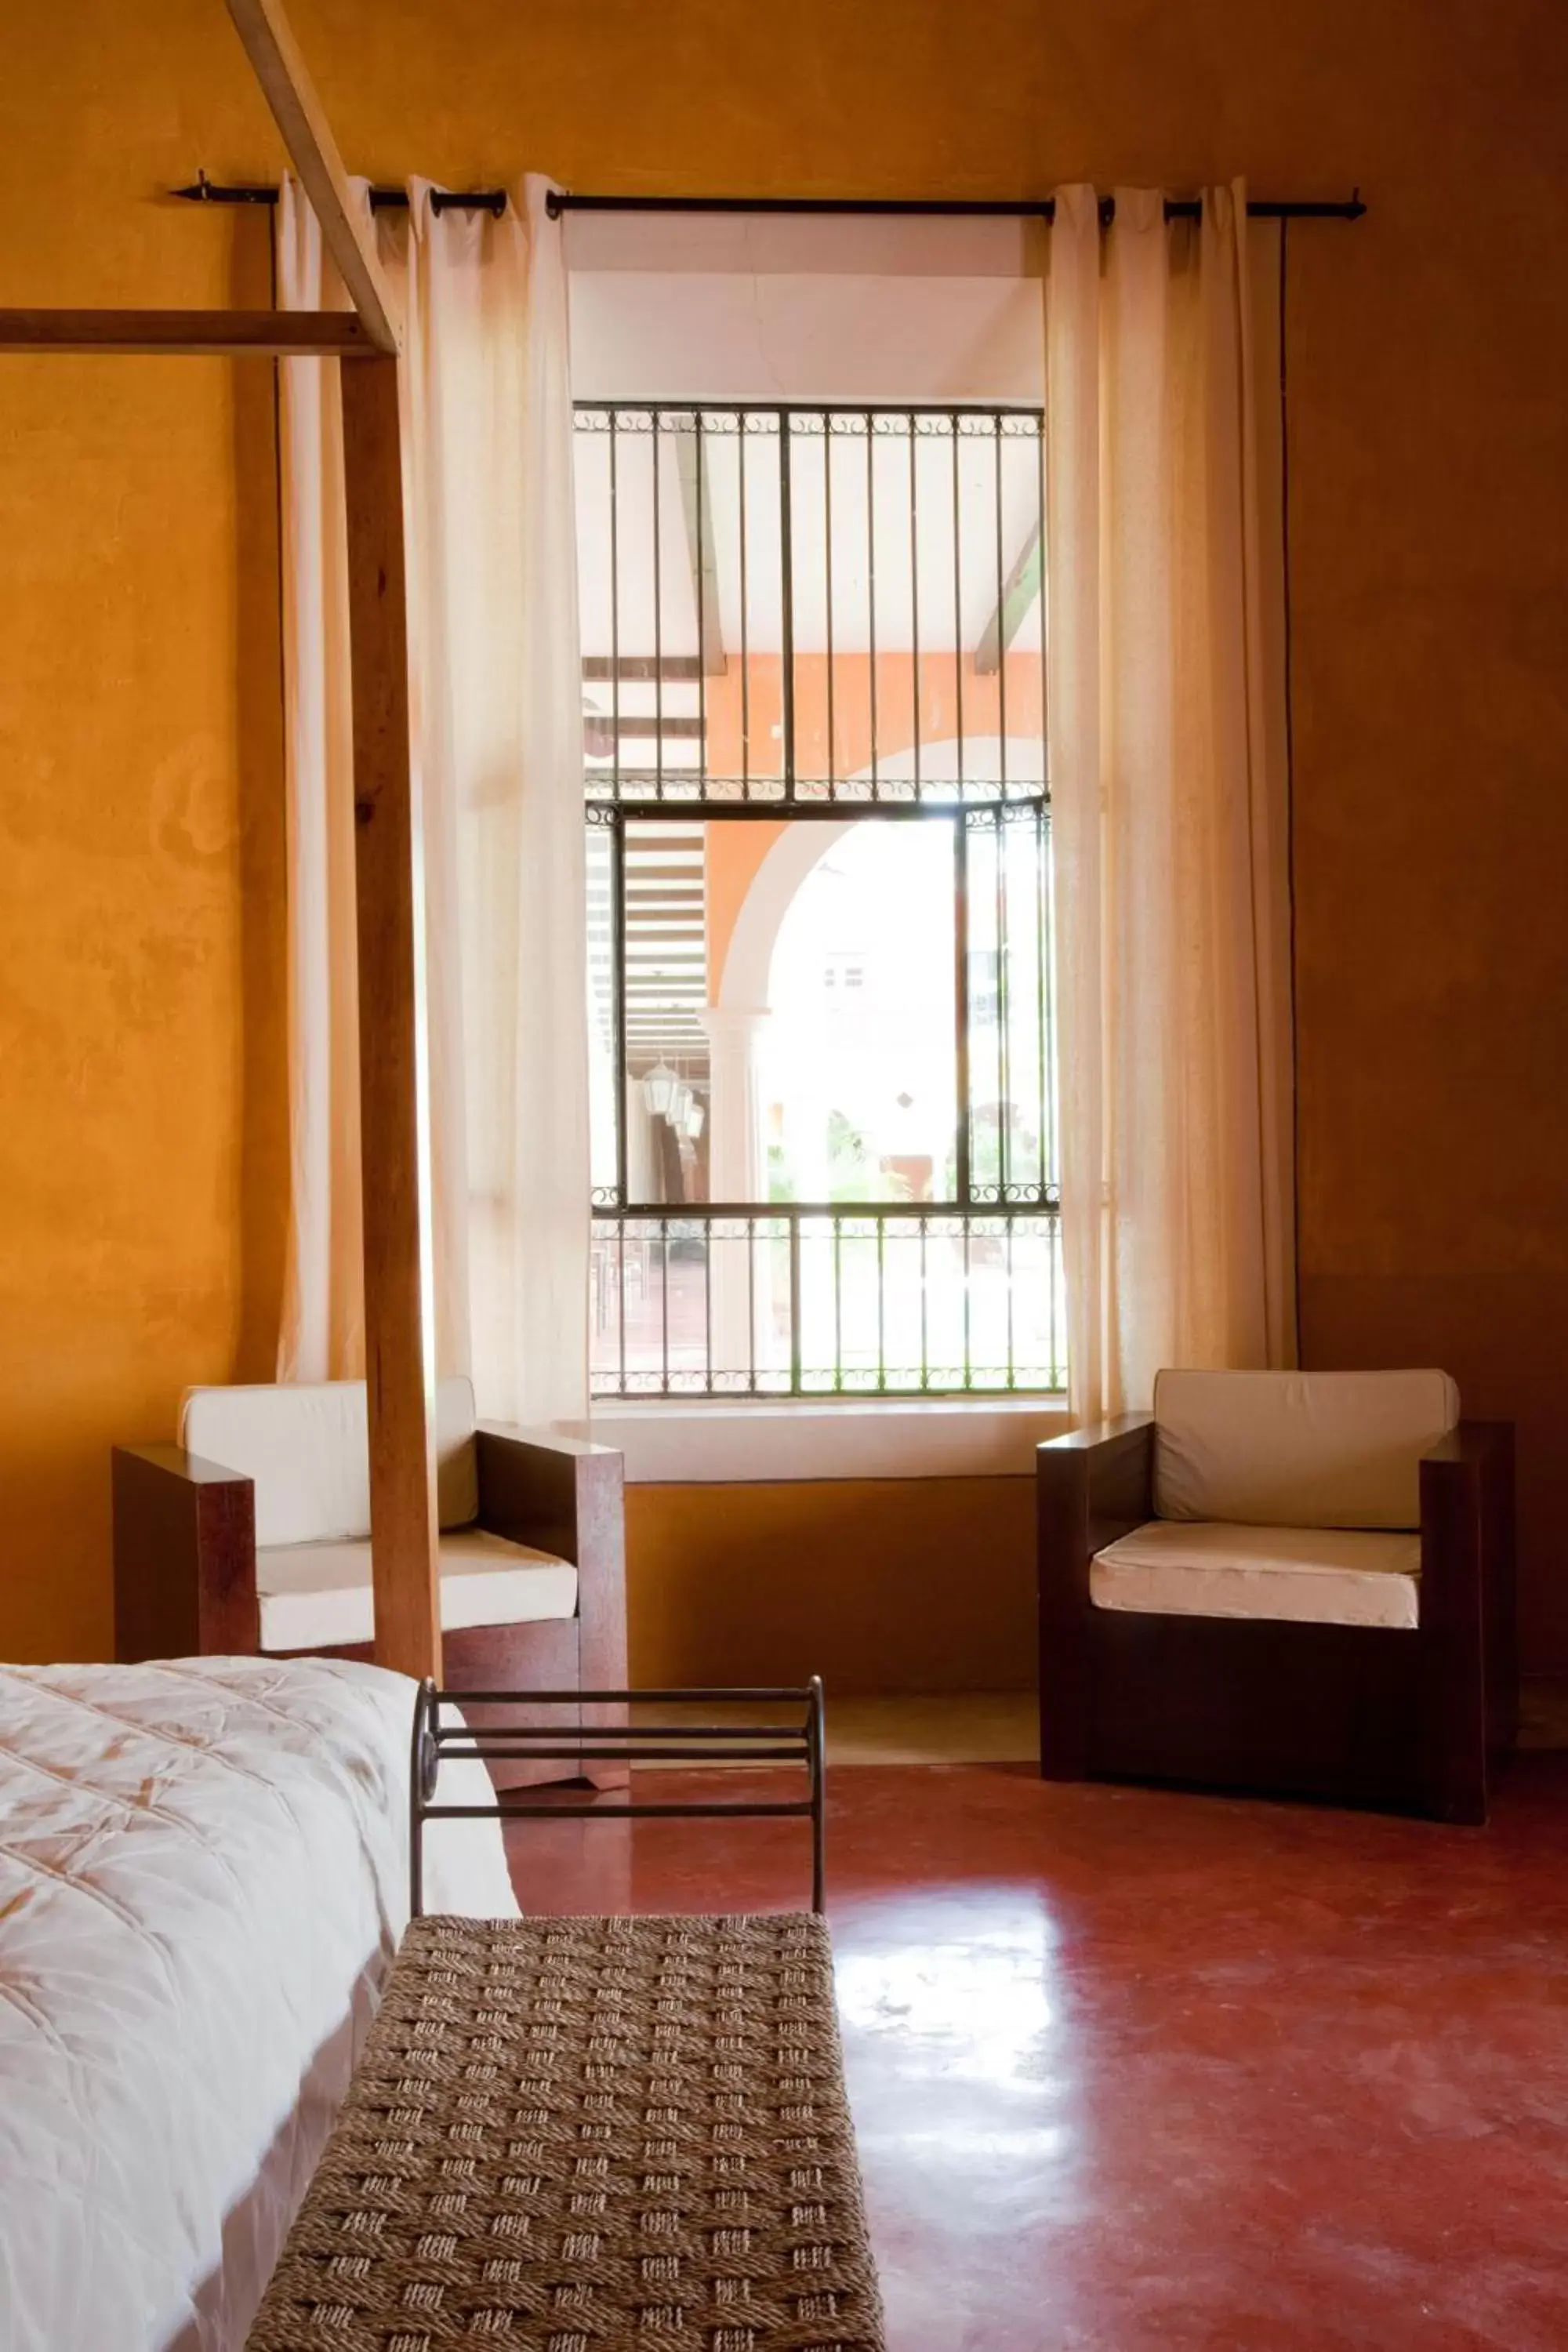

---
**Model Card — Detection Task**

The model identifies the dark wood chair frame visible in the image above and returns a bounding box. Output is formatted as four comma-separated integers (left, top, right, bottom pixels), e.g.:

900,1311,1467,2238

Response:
111,1424,629,1789
1036,1414,1517,1824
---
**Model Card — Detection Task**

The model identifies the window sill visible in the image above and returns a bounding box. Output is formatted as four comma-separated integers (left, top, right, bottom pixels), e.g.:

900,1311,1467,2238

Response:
588,1392,1069,1485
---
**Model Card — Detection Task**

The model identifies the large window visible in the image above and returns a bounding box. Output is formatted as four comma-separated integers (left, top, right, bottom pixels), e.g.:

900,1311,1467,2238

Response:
578,405,1062,1397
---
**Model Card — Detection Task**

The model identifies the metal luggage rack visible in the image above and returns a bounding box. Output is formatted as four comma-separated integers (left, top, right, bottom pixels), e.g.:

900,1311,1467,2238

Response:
409,1678,826,1918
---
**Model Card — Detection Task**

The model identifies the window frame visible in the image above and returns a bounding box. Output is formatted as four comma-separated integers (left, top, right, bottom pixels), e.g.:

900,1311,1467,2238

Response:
579,401,1062,1402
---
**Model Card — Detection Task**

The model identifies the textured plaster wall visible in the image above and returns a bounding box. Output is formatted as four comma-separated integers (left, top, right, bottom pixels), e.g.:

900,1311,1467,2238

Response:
2,0,1566,1680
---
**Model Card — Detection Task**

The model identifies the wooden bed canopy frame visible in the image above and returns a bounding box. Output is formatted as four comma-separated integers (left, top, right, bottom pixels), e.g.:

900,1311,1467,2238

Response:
2,0,446,1681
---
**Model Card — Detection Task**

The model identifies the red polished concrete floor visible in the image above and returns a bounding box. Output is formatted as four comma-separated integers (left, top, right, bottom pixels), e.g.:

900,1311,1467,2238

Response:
502,1759,1568,2351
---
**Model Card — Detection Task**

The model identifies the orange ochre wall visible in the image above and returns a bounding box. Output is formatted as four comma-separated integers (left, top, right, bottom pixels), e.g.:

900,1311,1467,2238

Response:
627,1479,1036,1695
2,1,1567,1683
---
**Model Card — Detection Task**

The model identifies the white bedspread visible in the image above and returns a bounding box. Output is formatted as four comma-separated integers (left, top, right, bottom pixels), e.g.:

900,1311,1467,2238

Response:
0,1655,517,2352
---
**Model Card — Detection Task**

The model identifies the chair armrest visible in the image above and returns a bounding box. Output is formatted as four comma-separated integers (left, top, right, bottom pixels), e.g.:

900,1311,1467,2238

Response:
111,1443,259,1661
474,1425,619,1557
474,1425,626,1690
1035,1414,1154,1782
1044,1411,1156,1455
1422,1421,1511,1472
1421,1423,1516,1686
1419,1421,1512,1594
1038,1414,1156,1566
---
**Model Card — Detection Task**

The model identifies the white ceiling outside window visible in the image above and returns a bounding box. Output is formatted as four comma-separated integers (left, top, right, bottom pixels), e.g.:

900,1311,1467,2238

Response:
564,212,1047,406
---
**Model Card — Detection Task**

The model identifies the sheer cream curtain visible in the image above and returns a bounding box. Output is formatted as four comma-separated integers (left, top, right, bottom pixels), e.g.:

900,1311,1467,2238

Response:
1046,183,1297,1424
277,176,589,1427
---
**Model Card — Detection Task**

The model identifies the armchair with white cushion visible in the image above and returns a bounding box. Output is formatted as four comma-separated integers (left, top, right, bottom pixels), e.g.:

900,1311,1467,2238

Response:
1036,1369,1515,1822
112,1377,626,1787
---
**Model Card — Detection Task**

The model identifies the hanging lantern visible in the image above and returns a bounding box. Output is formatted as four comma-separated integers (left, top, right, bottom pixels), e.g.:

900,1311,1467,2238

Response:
684,1098,706,1142
666,1080,693,1130
642,1062,678,1116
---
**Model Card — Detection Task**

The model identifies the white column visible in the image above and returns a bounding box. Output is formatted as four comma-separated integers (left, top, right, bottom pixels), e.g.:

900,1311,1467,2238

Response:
702,1006,771,1198
700,1005,772,1380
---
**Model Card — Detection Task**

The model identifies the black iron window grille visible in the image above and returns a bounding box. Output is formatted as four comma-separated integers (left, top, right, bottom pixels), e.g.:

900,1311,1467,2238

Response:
578,403,1063,1399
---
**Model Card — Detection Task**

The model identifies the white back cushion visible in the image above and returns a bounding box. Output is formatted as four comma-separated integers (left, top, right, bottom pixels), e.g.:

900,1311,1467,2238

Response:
1152,1368,1459,1531
180,1377,480,1546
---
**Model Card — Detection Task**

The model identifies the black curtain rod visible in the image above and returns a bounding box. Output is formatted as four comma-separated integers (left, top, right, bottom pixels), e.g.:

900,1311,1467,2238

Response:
546,190,1366,223
172,177,1365,225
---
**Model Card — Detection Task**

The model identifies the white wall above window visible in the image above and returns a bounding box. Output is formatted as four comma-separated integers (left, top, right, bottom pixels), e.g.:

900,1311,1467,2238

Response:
564,213,1046,405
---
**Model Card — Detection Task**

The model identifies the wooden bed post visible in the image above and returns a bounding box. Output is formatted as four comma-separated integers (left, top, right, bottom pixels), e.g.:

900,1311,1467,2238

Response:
223,0,441,1682
340,357,442,1683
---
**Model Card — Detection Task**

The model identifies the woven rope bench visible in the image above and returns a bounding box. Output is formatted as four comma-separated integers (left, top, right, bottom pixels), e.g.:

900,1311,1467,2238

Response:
247,1683,885,2351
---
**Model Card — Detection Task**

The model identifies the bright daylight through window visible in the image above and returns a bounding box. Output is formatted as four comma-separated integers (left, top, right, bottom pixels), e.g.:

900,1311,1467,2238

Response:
577,405,1062,1397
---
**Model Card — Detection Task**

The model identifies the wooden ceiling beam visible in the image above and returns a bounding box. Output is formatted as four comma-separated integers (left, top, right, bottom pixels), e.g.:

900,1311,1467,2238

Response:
976,519,1042,677
0,308,381,357
222,0,402,354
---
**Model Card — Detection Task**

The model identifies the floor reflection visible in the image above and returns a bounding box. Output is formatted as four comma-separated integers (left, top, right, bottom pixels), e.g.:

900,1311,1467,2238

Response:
833,1893,1062,2089
833,1885,1088,2296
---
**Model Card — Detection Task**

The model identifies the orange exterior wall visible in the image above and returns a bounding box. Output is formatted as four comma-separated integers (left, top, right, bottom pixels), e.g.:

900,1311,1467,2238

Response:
704,820,786,1004
3,2,1567,1678
701,653,1044,796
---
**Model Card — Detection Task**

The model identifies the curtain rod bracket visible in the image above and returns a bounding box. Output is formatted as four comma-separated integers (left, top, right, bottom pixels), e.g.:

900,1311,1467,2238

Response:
172,171,278,205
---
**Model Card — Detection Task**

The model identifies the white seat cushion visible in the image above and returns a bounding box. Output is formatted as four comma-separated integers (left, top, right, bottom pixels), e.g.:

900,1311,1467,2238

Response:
180,1377,480,1545
256,1527,578,1653
1152,1367,1458,1530
1091,1519,1421,1632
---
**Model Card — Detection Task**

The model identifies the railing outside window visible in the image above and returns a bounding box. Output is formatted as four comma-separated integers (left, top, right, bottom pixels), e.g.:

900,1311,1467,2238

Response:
578,403,1062,1398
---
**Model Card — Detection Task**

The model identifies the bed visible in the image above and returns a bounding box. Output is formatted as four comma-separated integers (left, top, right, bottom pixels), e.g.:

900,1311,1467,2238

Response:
0,1653,517,2352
